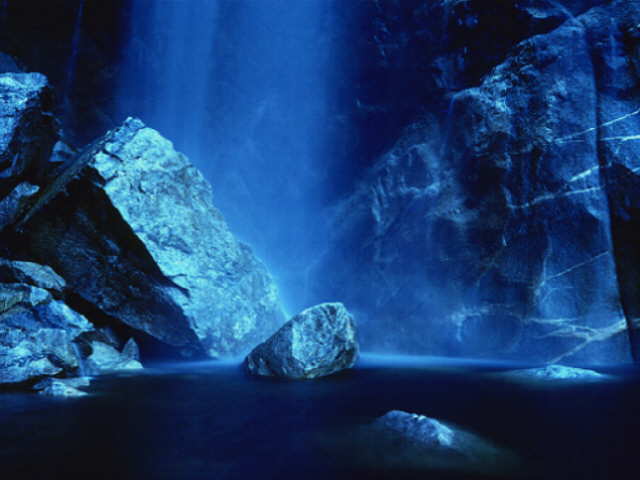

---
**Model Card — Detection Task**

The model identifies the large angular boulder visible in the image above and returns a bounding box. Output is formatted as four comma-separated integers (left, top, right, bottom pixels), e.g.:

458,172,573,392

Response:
0,73,58,196
17,118,284,358
312,0,639,364
245,302,358,379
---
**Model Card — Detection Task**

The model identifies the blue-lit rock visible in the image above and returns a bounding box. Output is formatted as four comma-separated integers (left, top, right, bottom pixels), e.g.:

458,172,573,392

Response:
33,377,91,397
314,0,639,364
245,303,358,379
0,182,39,230
0,73,57,195
504,364,605,382
20,118,284,358
0,283,91,384
366,410,517,474
0,274,145,386
85,341,143,373
0,258,65,293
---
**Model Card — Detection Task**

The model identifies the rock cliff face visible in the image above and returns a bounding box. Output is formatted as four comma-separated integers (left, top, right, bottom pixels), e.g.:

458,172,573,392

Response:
313,0,640,364
17,118,284,358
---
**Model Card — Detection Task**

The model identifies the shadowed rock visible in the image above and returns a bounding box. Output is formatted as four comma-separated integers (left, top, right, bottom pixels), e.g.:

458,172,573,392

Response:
312,0,640,364
0,182,39,230
246,302,358,379
0,73,57,196
361,410,518,475
0,258,65,293
0,280,141,386
19,118,284,358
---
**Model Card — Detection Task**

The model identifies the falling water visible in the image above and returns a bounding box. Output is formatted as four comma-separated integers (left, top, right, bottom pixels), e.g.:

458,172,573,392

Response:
119,1,336,313
439,93,459,158
72,342,89,377
120,1,218,162
62,0,85,110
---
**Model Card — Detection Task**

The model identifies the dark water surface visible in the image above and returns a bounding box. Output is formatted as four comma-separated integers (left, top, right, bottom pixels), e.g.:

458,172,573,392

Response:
1,356,638,479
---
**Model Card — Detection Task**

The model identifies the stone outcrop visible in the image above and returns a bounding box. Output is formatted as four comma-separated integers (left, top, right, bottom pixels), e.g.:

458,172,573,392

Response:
0,282,92,385
0,73,58,196
0,259,145,387
245,303,358,379
18,117,284,358
312,0,640,364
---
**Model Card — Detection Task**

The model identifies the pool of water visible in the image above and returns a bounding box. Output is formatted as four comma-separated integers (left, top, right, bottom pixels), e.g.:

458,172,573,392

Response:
1,356,638,479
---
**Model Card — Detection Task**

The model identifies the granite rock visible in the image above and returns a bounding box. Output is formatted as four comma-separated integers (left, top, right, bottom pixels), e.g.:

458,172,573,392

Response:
19,118,284,358
246,302,358,379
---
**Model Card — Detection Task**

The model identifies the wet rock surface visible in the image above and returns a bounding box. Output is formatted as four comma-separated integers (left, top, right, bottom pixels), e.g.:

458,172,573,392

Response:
19,117,284,358
85,340,143,373
313,0,640,364
0,258,65,293
33,376,91,397
360,410,518,475
0,73,57,196
0,282,92,384
246,303,358,379
0,182,39,230
503,364,606,382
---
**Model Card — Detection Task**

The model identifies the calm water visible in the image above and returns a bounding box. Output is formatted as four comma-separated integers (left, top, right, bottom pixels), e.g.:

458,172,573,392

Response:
0,356,638,479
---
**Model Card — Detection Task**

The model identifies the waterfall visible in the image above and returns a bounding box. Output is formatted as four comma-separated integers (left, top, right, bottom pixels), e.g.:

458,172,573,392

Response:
119,0,336,312
120,1,219,162
439,93,459,158
63,0,85,110
72,342,89,377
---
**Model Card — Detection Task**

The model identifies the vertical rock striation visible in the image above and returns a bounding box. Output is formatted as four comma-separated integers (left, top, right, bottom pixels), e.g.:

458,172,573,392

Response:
314,0,640,364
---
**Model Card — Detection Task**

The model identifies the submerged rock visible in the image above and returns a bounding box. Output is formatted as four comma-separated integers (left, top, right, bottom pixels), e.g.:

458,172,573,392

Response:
0,73,57,196
364,410,518,475
33,377,91,397
503,364,606,382
245,303,358,379
19,118,284,358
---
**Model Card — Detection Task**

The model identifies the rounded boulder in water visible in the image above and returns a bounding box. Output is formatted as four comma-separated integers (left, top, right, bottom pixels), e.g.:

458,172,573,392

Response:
245,302,359,380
